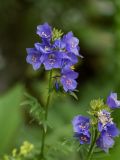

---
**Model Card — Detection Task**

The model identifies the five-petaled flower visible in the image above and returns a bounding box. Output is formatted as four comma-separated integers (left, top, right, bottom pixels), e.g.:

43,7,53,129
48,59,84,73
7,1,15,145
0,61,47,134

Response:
61,68,78,92
72,115,91,144
26,48,42,70
36,23,52,39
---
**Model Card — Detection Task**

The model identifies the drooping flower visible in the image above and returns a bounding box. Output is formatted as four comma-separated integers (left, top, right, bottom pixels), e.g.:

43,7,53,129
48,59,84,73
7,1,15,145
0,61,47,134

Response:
96,131,114,153
36,23,52,40
106,92,120,109
26,48,42,70
72,115,90,136
74,132,91,144
60,68,78,92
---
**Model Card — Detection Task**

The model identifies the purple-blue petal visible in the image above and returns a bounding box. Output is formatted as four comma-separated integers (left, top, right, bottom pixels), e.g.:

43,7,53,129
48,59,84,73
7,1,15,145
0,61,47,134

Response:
36,23,52,39
96,131,114,152
26,48,42,70
74,132,91,144
106,124,120,137
60,77,77,92
106,92,120,109
43,52,62,70
72,115,90,134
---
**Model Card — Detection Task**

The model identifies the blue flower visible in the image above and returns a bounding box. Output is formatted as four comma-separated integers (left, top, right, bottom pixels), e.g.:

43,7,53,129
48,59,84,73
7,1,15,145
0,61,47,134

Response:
106,92,120,109
36,23,52,40
34,42,52,54
106,124,120,137
97,110,119,152
72,115,90,136
96,131,114,153
54,39,66,51
98,123,119,137
60,68,78,92
98,110,113,132
54,38,78,67
61,52,78,68
26,48,42,70
42,52,62,70
74,132,91,144
63,32,82,57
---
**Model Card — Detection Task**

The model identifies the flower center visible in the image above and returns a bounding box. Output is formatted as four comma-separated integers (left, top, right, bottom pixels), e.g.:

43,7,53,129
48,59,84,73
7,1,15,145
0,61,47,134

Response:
32,55,37,62
41,32,48,38
79,124,86,129
45,46,50,51
80,136,87,142
66,79,72,86
49,54,55,59
48,54,56,65
98,111,113,126
71,42,76,48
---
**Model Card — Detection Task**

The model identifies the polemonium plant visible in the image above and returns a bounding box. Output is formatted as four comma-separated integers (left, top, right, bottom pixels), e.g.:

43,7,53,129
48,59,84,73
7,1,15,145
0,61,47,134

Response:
26,23,82,159
72,93,120,160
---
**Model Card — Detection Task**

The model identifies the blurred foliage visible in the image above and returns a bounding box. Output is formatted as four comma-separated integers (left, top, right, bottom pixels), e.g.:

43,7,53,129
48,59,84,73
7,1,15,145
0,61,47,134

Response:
2,141,36,160
0,0,120,159
0,85,23,154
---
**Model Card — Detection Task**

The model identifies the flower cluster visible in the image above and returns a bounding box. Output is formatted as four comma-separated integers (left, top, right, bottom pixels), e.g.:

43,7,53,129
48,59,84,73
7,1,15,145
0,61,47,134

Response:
72,115,91,144
72,92,120,153
26,23,82,92
96,110,119,152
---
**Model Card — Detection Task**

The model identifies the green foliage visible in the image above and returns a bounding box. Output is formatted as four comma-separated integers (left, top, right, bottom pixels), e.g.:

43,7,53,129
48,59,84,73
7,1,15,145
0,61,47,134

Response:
69,91,78,100
52,28,63,41
90,99,104,110
2,141,37,160
21,93,51,132
88,98,110,118
0,85,23,154
21,93,45,124
45,138,81,160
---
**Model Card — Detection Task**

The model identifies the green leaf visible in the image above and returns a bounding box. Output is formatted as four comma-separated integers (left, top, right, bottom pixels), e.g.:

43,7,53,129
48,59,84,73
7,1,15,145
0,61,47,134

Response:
69,91,78,100
22,93,45,125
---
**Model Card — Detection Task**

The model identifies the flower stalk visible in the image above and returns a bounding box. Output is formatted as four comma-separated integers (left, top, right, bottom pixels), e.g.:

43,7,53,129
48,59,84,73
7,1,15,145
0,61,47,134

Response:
40,70,53,159
87,128,98,160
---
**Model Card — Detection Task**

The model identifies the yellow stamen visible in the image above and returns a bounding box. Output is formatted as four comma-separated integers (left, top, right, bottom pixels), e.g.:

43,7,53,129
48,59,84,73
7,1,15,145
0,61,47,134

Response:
70,66,75,70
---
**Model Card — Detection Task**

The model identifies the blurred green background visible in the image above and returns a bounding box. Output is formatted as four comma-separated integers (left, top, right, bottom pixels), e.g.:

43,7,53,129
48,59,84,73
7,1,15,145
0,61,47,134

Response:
0,0,120,159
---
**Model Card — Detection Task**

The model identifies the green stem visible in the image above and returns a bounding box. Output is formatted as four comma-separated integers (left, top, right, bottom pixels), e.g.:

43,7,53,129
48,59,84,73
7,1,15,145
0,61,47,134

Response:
87,129,98,160
40,70,53,159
